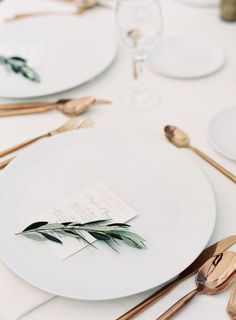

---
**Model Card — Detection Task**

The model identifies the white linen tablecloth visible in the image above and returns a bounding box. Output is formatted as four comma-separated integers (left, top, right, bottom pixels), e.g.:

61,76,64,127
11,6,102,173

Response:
0,0,236,319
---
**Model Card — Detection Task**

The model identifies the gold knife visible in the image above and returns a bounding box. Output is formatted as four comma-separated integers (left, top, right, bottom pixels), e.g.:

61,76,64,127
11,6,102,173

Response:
227,281,236,319
117,235,236,320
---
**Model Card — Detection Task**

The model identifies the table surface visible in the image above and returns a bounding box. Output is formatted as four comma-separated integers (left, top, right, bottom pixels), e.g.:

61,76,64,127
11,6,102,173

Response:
0,0,236,319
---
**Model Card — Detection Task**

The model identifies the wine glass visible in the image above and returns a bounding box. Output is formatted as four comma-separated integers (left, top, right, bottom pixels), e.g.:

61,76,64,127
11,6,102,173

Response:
116,0,163,110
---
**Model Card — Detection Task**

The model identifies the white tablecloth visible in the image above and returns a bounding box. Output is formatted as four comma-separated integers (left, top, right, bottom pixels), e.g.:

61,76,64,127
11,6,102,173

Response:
0,0,236,319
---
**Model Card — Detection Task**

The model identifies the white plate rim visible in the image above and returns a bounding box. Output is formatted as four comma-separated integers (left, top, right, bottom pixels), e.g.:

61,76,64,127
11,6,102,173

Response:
147,36,225,79
208,107,236,161
0,129,216,300
0,16,117,99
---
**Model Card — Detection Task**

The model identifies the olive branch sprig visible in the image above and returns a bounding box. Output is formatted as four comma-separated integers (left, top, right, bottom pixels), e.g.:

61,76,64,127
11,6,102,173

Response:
16,220,146,252
0,55,40,82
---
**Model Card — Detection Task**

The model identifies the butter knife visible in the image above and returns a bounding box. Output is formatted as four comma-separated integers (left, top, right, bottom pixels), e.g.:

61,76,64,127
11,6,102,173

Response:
117,235,236,320
227,281,236,319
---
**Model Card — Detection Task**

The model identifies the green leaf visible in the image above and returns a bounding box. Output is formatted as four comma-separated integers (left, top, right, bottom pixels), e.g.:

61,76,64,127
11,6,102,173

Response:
89,232,111,241
40,232,62,244
112,230,146,242
8,58,26,68
79,219,110,226
61,222,73,226
23,232,47,242
38,223,64,230
21,66,40,82
109,233,122,240
120,236,144,249
23,221,48,232
81,225,127,233
107,223,130,228
9,56,27,63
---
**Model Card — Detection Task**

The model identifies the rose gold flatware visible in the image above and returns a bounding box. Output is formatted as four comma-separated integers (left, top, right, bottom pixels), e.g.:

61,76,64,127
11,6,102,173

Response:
0,118,77,159
6,0,110,21
127,29,141,80
0,157,14,170
117,235,236,320
164,125,236,183
0,116,94,169
0,97,111,117
227,281,236,319
157,251,236,320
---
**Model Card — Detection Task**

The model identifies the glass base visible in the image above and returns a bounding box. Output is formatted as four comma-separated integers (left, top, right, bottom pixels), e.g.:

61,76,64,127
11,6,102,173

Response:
122,83,161,110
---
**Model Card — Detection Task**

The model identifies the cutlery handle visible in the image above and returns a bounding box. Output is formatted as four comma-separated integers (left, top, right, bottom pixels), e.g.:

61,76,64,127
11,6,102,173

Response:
190,145,236,183
0,157,14,169
156,289,198,320
0,105,56,117
6,11,74,22
0,133,48,158
227,281,236,319
0,102,55,110
117,276,185,320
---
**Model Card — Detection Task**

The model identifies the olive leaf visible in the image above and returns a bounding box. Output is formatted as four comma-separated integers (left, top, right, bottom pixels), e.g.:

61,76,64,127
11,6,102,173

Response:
0,55,40,83
23,221,48,232
16,219,146,253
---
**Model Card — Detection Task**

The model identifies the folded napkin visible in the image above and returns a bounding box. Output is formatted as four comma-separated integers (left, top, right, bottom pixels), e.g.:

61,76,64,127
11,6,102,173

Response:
0,260,53,320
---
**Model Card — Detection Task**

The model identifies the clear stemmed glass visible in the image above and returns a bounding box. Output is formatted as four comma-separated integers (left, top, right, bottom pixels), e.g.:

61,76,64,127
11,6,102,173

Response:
116,0,163,110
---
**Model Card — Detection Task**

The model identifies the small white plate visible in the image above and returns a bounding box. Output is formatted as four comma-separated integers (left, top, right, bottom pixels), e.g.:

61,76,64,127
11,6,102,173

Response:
208,107,236,160
0,16,117,98
174,0,219,7
0,129,215,300
147,37,225,79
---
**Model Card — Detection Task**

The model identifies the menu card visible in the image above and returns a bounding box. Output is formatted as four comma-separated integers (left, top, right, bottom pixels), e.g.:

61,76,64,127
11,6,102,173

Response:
38,183,138,259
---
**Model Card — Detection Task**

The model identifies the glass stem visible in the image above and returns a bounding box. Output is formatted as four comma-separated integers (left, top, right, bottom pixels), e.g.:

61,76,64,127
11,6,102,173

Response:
133,59,143,81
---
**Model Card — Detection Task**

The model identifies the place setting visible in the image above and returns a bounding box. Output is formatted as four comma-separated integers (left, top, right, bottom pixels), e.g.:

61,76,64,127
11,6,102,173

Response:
0,0,236,319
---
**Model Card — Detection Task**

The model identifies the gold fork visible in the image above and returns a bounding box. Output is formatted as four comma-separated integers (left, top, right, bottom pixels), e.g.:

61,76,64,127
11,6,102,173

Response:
6,0,110,22
0,117,94,169
76,116,95,129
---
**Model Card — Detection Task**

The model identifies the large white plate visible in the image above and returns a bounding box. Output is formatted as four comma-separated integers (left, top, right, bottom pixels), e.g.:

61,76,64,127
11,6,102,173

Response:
0,16,117,98
208,107,236,160
147,37,225,79
0,129,215,300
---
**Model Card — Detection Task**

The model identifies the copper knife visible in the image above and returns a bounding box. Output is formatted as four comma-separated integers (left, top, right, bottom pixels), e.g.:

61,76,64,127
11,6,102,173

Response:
117,235,236,320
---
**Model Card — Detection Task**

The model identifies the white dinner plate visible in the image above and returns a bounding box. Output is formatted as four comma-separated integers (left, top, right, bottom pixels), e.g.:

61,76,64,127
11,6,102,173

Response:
0,16,117,98
174,0,219,7
0,129,215,300
147,37,225,79
208,107,236,160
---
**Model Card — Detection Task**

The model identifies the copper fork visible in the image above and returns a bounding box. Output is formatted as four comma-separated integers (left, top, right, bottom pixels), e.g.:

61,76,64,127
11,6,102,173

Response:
6,0,110,22
0,117,94,170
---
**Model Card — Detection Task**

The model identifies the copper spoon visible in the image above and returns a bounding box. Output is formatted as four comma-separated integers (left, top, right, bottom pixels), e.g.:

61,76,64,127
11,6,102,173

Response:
164,125,236,183
157,251,236,320
227,281,236,319
0,97,111,117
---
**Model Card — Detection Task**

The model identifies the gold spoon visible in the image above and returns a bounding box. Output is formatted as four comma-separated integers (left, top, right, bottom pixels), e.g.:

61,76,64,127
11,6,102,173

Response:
157,251,236,320
127,29,141,80
0,97,111,117
164,125,236,183
6,0,109,21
